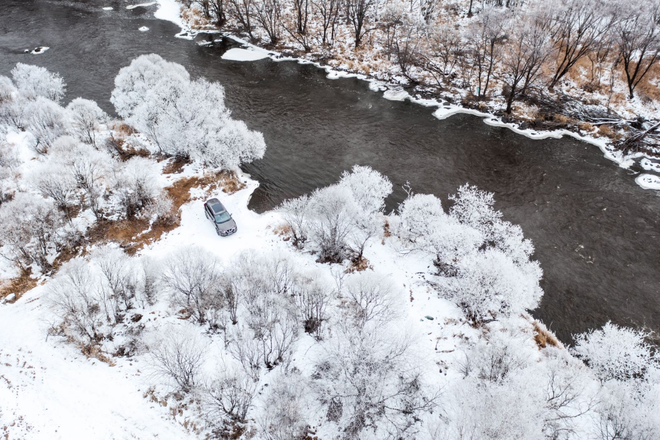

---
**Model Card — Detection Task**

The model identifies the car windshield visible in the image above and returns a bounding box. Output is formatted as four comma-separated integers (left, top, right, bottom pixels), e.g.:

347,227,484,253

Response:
215,211,232,223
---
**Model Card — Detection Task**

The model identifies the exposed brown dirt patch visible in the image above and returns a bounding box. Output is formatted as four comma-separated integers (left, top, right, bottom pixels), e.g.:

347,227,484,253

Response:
0,268,38,303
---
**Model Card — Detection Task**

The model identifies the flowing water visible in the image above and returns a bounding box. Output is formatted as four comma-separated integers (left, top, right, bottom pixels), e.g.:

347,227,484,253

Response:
1,0,659,342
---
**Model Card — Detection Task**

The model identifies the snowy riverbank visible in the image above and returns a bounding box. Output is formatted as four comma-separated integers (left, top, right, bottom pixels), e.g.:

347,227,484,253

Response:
152,0,658,193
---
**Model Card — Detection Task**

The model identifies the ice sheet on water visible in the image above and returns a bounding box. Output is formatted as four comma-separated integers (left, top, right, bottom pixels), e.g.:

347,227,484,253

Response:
221,48,269,61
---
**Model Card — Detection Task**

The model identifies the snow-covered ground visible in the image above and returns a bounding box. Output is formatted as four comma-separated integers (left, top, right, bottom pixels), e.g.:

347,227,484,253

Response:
0,286,199,440
635,174,660,190
154,0,185,29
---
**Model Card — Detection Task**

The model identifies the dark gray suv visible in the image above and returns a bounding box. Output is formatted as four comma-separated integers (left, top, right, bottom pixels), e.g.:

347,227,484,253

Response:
204,198,237,236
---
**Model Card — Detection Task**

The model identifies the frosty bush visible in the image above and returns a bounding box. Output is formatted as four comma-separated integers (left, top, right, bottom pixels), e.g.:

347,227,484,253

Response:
47,137,112,219
257,371,312,440
343,270,400,328
111,157,170,220
161,246,225,325
149,325,207,393
111,54,265,169
395,185,542,322
313,322,435,439
47,259,104,343
24,97,71,154
0,140,19,204
0,192,66,271
457,330,532,383
11,63,66,103
205,363,257,425
66,98,107,147
450,249,543,322
280,165,392,263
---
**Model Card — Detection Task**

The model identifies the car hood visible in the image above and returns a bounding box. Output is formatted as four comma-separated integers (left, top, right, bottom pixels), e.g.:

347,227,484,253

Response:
217,218,237,231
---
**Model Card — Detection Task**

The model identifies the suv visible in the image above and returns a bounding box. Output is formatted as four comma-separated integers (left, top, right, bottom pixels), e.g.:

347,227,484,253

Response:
204,198,237,236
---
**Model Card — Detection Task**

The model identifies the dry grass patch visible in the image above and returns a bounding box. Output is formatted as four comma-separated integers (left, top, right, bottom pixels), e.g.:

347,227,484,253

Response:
636,69,660,103
273,223,292,241
80,343,116,366
162,157,189,175
346,256,373,273
107,122,150,161
0,268,38,303
595,124,623,140
533,321,561,349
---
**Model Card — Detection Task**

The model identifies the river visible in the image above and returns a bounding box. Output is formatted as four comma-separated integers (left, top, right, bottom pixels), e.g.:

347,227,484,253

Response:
1,0,658,342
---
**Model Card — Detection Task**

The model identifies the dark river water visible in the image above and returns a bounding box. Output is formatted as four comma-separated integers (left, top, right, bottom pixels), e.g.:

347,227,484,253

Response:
1,0,659,342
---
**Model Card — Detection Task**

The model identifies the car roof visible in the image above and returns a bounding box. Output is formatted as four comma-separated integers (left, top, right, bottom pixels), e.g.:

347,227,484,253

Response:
206,198,226,213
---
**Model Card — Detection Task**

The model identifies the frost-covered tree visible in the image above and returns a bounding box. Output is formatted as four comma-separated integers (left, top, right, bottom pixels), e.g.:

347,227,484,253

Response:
111,54,190,119
11,63,66,103
194,118,267,170
466,6,508,98
111,157,169,220
443,372,546,440
280,166,391,263
280,193,310,248
111,54,265,170
307,185,362,262
499,10,554,113
0,140,20,204
292,267,332,337
396,193,482,274
612,0,660,99
30,136,112,219
342,270,401,328
253,0,282,44
48,137,111,219
29,155,77,219
313,322,436,439
572,322,658,383
66,98,108,147
594,376,660,440
346,0,375,47
257,371,313,440
92,247,140,323
225,251,300,370
396,193,446,244
449,184,535,265
24,97,71,154
546,0,611,90
449,249,542,322
0,76,21,129
0,193,66,271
